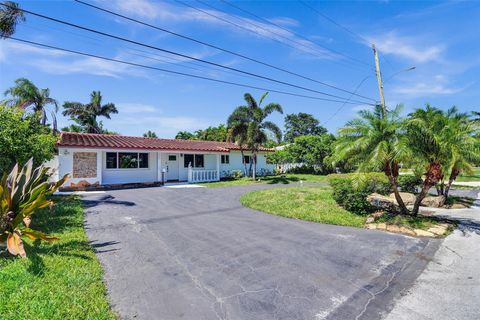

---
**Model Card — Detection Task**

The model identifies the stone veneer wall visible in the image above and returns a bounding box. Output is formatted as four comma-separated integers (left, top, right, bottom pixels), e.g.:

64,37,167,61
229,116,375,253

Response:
73,152,97,178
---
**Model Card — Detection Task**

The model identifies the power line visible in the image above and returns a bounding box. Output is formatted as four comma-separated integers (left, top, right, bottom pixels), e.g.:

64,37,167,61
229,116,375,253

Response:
173,0,370,73
298,0,370,44
74,0,375,102
0,2,372,104
220,0,371,67
8,37,374,106
323,75,374,125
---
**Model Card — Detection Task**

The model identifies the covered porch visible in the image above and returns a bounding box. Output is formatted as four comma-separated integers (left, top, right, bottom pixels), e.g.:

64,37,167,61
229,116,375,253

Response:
158,152,221,183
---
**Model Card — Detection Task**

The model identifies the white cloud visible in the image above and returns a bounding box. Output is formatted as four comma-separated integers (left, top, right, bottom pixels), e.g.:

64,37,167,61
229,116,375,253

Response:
392,74,469,97
103,0,336,60
366,32,444,63
116,103,158,113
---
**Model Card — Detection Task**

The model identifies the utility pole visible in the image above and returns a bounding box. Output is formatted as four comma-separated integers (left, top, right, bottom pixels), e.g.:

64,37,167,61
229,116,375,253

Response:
372,44,386,117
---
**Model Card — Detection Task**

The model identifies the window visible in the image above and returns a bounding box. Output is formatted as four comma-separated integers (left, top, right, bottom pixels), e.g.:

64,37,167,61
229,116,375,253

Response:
168,155,176,161
119,152,138,168
243,155,251,164
184,154,194,168
139,153,149,168
106,152,117,169
195,154,204,168
106,152,149,169
221,155,229,164
184,154,204,168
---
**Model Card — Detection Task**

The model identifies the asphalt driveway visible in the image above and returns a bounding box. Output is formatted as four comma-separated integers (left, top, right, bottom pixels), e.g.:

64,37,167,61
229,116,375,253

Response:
82,184,439,320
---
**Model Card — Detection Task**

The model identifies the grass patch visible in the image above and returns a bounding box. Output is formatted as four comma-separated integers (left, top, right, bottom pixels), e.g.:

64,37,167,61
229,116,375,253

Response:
0,196,116,320
375,214,444,230
240,186,366,228
456,167,480,182
200,174,328,187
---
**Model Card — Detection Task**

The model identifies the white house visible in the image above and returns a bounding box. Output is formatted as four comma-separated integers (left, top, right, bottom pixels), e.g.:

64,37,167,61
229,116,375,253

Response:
56,132,274,189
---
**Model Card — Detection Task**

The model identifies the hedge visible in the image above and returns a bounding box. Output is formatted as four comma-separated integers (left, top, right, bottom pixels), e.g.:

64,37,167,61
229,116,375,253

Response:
327,173,390,215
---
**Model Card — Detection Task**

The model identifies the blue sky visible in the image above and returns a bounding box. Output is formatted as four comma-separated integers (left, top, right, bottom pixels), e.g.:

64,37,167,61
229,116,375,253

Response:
1,0,479,137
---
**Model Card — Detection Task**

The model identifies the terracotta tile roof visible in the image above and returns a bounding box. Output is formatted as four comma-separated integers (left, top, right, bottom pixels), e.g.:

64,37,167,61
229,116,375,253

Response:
57,132,274,153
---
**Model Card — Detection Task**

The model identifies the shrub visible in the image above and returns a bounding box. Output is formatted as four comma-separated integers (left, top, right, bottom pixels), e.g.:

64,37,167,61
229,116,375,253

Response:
328,173,390,215
0,159,68,257
398,175,423,193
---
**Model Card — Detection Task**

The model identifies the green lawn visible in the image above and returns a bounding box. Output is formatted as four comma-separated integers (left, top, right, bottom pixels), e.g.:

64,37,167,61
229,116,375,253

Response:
200,173,328,187
456,167,480,182
0,196,116,320
240,186,366,228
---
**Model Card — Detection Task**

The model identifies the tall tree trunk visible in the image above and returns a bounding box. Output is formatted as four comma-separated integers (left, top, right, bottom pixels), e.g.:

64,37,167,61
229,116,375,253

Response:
444,168,460,199
385,161,408,215
412,161,443,216
388,175,409,215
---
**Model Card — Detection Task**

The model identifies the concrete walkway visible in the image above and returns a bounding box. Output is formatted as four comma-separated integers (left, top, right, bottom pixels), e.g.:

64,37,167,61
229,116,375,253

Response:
385,190,480,320
82,183,439,320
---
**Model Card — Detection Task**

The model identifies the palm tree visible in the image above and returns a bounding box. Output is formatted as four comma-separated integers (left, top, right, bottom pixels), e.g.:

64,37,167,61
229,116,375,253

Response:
62,91,117,134
405,105,453,215
439,109,480,198
143,130,157,138
0,1,25,39
333,104,410,215
227,123,249,177
3,78,58,128
473,111,480,122
227,92,283,180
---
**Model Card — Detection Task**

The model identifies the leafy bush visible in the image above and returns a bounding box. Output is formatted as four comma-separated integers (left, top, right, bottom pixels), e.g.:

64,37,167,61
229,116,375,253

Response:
0,105,57,174
398,175,423,193
0,159,68,257
328,173,390,215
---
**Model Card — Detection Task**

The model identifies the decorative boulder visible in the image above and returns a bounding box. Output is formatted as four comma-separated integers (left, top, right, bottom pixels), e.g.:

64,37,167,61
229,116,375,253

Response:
389,192,416,206
367,193,400,213
421,196,445,208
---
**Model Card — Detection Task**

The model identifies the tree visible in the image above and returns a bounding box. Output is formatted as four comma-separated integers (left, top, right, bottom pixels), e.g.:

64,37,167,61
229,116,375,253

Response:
473,111,480,122
143,130,157,138
228,92,283,180
0,105,57,173
283,135,335,174
194,124,227,141
407,106,480,212
3,78,58,128
0,1,25,39
175,131,196,140
62,91,117,134
284,112,327,143
333,105,410,215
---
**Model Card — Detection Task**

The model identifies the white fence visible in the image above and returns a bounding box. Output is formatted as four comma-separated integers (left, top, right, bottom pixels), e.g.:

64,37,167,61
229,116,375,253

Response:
188,166,219,183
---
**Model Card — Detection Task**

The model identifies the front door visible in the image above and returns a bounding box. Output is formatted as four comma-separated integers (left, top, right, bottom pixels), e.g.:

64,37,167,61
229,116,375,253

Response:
166,154,179,181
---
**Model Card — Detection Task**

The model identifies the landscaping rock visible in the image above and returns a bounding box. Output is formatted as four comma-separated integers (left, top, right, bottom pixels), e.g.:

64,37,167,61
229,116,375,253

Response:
377,223,387,230
366,216,375,223
366,223,377,230
389,192,416,205
386,225,401,233
421,196,445,208
367,193,400,213
427,227,447,236
414,229,435,237
399,227,416,236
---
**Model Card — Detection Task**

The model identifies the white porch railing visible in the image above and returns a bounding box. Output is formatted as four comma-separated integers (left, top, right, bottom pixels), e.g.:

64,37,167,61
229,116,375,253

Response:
188,165,219,183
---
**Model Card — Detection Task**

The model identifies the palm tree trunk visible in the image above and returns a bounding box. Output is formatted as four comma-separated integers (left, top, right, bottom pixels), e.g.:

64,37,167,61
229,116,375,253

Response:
388,175,409,215
412,161,443,216
444,168,460,199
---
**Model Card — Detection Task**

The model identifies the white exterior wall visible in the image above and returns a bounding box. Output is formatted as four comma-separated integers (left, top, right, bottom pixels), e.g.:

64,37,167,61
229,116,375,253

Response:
220,151,274,177
178,153,220,181
58,147,103,186
102,150,158,185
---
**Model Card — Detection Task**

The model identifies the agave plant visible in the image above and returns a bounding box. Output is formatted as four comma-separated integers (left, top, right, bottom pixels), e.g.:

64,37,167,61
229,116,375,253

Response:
0,158,68,257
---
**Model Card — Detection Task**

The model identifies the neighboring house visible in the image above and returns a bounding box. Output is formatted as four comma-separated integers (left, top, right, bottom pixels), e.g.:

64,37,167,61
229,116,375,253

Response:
56,132,274,188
